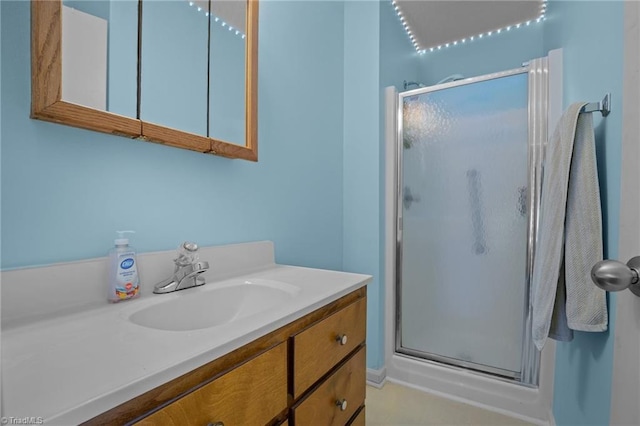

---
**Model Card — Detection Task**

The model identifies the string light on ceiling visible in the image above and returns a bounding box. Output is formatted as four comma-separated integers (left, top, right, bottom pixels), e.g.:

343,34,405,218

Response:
391,0,421,52
390,0,547,54
187,1,246,40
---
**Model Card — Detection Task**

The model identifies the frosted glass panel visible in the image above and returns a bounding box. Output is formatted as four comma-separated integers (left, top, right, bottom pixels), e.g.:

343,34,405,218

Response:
399,73,528,375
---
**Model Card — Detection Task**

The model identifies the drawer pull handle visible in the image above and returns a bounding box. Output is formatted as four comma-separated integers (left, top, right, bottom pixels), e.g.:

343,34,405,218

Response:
336,399,348,411
207,423,224,426
336,334,348,345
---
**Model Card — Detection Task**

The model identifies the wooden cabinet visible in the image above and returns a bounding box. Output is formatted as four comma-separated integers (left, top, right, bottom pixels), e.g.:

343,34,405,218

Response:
83,287,366,426
135,343,287,426
292,348,366,425
292,297,366,398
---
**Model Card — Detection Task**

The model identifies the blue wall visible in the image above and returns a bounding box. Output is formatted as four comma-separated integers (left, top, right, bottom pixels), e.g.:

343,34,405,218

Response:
108,0,137,117
343,0,382,369
379,0,419,91
341,0,422,370
544,1,623,425
1,0,345,273
414,2,623,424
2,0,392,373
64,0,110,21
209,11,246,145
140,0,209,135
1,0,626,401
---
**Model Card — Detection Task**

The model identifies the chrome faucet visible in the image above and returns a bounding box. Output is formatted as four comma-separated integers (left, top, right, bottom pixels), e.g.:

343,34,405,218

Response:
154,242,210,294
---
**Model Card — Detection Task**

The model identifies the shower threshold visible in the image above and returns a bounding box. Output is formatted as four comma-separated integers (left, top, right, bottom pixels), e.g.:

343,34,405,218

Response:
396,347,522,383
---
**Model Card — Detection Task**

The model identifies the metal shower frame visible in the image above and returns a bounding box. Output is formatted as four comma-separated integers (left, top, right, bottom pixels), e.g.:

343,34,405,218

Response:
394,59,548,386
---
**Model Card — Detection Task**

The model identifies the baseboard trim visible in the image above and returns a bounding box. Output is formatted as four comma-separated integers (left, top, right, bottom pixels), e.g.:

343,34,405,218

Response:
386,376,549,426
366,367,387,388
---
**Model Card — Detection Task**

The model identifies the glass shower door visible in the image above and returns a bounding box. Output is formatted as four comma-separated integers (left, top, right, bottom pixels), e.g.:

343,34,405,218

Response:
397,71,530,378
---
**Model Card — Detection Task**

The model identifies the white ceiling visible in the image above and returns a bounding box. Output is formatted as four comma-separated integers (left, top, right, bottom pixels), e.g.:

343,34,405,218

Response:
395,0,544,51
211,0,246,33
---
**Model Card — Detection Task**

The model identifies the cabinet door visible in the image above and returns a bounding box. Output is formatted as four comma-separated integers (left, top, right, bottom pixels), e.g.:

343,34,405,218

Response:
136,343,287,426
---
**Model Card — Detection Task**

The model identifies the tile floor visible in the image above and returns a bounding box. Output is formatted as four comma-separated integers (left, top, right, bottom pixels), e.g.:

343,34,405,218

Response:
365,382,536,426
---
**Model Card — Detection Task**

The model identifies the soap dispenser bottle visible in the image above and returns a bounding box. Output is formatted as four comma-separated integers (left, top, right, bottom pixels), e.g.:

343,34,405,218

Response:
108,230,140,302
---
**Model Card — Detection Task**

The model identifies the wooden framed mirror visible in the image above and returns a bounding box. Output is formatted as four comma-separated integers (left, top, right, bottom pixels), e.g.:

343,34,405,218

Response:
31,0,259,161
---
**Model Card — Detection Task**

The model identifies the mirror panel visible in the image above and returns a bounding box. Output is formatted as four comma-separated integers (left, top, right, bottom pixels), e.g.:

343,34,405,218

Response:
61,0,138,117
140,0,209,137
107,0,139,117
31,0,258,160
209,0,246,146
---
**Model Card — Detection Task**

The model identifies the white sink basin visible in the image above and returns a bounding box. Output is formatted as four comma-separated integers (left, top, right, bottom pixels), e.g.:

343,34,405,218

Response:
129,279,299,331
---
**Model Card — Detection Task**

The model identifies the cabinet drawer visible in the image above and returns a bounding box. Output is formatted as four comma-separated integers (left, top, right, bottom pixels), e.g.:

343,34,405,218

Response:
293,347,366,426
136,343,287,426
348,407,365,426
292,297,366,398
293,346,366,426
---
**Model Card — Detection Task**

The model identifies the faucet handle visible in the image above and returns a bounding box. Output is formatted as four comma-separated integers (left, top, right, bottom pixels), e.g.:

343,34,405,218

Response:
174,241,200,266
182,242,199,252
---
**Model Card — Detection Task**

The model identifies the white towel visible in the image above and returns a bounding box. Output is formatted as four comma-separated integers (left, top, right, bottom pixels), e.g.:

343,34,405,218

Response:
531,103,608,351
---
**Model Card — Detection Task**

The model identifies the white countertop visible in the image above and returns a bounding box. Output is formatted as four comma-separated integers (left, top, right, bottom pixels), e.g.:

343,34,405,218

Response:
2,264,370,425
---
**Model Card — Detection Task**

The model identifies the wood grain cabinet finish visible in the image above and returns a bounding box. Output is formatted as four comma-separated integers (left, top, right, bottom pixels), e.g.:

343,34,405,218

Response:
83,287,366,426
292,347,366,426
292,297,367,399
134,342,287,426
348,407,365,426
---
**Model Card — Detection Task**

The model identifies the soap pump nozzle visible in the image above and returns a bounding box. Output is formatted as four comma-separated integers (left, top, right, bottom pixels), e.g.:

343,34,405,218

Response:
115,230,135,246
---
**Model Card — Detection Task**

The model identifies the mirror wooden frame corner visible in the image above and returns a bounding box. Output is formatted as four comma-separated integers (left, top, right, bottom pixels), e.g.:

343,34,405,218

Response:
30,0,142,137
30,0,259,162
209,0,259,162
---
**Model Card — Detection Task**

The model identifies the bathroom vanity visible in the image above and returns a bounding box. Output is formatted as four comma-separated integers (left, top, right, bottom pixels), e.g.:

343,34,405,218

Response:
1,242,370,425
92,288,366,425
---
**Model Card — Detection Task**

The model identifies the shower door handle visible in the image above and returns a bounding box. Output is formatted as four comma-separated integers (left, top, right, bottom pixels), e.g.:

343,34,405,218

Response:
517,186,527,217
403,186,420,210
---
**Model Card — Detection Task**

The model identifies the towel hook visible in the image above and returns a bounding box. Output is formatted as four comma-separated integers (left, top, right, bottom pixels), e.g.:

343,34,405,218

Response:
580,93,611,117
591,256,640,297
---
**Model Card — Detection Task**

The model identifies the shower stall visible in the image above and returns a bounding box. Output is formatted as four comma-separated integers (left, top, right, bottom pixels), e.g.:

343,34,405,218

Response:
385,55,559,420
